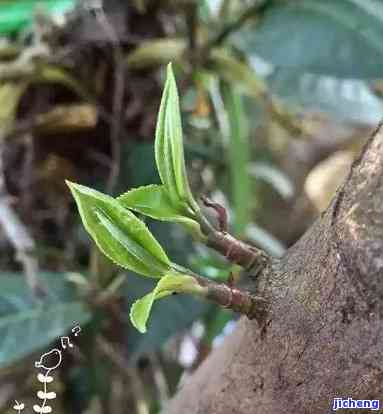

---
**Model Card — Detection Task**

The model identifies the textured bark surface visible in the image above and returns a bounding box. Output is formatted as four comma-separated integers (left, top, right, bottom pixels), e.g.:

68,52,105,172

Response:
167,125,383,413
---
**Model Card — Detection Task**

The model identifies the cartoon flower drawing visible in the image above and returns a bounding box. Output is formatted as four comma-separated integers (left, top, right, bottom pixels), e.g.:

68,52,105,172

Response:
33,349,62,413
13,400,25,414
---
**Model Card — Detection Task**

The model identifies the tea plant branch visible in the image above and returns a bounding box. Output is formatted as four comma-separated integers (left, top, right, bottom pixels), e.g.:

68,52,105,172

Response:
68,64,270,334
196,197,270,276
172,263,268,320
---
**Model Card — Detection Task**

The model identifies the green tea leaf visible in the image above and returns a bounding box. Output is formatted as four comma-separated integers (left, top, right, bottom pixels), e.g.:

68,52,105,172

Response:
130,272,204,333
124,273,210,357
155,63,198,211
118,184,189,221
117,184,203,237
67,181,171,278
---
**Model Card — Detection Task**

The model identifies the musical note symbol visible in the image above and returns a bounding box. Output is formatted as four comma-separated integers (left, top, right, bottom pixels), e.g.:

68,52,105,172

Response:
72,325,81,337
60,337,73,349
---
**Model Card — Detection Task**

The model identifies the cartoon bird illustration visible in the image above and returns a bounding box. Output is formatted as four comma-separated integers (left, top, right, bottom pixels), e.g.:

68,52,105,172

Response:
35,349,62,371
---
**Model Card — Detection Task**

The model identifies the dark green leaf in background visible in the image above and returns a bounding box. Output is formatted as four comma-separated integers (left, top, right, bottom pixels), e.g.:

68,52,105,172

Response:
238,0,383,79
267,69,383,125
0,272,78,316
0,301,90,368
0,272,90,368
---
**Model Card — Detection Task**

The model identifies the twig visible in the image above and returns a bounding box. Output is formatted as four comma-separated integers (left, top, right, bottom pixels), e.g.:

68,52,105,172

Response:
95,8,124,194
205,0,268,49
0,44,50,81
109,374,125,414
148,353,170,405
96,336,149,414
185,0,198,54
0,142,43,296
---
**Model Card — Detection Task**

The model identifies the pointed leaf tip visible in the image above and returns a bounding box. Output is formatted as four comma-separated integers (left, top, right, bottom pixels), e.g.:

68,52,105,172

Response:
167,61,173,73
154,63,199,212
65,179,74,189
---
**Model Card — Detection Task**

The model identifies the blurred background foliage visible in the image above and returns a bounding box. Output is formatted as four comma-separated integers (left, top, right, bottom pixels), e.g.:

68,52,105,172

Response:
0,0,380,413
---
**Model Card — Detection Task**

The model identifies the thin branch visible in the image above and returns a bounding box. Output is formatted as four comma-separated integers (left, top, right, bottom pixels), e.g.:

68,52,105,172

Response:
205,0,268,49
148,353,170,405
96,336,149,414
0,142,44,296
95,8,124,194
185,0,198,53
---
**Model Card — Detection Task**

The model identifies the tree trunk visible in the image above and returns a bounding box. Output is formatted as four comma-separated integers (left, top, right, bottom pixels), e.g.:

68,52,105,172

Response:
167,125,383,413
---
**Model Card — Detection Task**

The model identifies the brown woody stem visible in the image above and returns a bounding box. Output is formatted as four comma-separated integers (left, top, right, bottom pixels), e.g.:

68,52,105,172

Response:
207,232,269,275
186,198,271,319
198,276,267,320
173,264,268,320
196,200,270,277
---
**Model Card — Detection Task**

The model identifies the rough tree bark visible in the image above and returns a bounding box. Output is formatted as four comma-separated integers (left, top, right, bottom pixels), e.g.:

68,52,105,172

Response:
167,125,383,413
